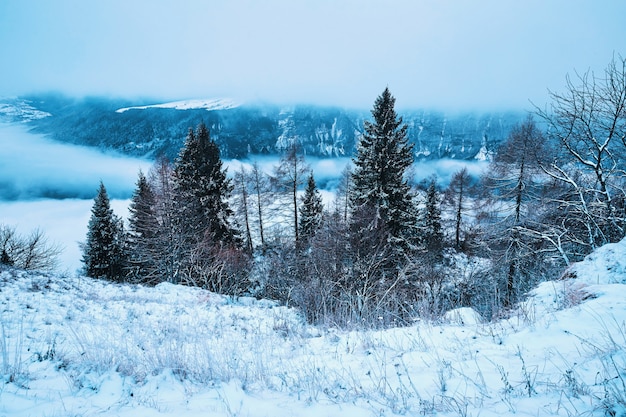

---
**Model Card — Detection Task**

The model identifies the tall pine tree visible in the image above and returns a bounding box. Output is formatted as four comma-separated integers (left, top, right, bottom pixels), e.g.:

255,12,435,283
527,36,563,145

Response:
345,88,419,324
82,181,127,281
171,123,246,291
350,87,418,253
173,123,239,247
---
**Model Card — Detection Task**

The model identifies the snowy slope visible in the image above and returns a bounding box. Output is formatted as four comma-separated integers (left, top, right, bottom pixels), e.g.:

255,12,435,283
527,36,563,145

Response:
116,98,239,113
0,98,51,123
1,240,625,416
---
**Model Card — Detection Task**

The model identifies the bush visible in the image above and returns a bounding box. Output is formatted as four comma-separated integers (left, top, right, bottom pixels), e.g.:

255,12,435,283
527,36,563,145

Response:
0,225,61,272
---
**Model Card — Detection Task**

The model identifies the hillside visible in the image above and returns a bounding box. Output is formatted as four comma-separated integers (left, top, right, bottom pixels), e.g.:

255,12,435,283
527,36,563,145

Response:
1,240,625,416
2,94,525,161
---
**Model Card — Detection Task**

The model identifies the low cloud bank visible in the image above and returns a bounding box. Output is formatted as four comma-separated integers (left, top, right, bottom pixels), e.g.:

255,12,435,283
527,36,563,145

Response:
227,155,487,190
0,124,151,201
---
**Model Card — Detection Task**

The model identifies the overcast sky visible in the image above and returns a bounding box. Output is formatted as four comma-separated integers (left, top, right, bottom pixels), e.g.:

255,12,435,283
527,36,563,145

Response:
1,0,625,110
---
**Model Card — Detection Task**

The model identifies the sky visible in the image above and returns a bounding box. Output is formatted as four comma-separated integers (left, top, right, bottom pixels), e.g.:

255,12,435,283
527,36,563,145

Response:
1,0,625,110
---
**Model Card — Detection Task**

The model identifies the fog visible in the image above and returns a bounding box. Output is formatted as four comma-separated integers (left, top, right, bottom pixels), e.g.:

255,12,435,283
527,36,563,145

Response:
0,124,151,200
227,155,487,190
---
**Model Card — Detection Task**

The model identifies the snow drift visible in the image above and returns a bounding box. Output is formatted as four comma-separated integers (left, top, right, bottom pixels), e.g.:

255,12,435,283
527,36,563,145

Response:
1,239,625,416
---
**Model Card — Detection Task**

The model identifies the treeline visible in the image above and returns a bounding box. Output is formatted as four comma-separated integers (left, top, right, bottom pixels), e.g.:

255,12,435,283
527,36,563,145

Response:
81,56,626,327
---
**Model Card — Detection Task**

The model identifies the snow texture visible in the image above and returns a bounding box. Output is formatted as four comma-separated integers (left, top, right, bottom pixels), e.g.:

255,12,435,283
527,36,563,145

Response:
0,98,51,123
1,239,626,416
115,98,239,113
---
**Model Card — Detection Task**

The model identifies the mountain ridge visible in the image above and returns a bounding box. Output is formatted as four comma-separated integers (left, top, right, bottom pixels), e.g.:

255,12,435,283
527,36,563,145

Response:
2,94,526,161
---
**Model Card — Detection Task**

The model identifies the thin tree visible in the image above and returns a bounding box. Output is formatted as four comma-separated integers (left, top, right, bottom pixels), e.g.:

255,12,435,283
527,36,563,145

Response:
334,165,353,223
233,165,254,254
249,161,272,249
444,168,472,250
482,116,551,307
126,170,160,284
147,156,179,283
350,87,418,254
271,144,309,246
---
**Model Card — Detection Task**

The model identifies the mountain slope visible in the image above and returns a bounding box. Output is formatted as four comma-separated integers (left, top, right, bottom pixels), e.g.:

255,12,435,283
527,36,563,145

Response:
3,94,526,161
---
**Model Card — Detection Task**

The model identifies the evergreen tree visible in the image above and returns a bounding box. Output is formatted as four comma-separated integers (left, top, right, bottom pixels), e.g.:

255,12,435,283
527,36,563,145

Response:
173,123,239,246
345,88,419,324
350,87,418,253
82,182,127,281
298,172,324,245
171,123,248,291
422,179,444,262
126,170,160,283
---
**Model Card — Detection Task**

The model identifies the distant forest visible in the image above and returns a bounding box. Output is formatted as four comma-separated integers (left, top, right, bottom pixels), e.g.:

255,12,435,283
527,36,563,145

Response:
22,93,523,161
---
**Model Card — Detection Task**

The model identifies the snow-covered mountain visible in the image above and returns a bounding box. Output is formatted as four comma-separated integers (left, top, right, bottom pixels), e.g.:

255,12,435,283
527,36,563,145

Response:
2,94,525,161
115,98,240,113
0,97,51,123
1,239,625,416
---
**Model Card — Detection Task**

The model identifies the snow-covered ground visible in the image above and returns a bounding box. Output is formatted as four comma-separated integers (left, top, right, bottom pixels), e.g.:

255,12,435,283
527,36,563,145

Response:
1,240,625,416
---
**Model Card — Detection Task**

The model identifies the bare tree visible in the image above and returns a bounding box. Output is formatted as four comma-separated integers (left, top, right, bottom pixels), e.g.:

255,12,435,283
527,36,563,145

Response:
535,55,626,251
334,165,353,223
249,161,273,249
271,144,309,246
1,225,62,272
481,116,553,307
147,156,182,283
444,168,473,250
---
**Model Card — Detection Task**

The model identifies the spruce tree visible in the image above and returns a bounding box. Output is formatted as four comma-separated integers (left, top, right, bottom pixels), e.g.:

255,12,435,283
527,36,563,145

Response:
345,88,419,324
423,179,444,262
171,123,247,291
82,181,127,281
298,172,324,245
126,171,160,283
350,87,418,253
173,123,239,246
